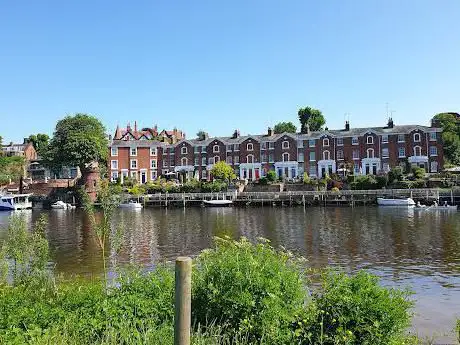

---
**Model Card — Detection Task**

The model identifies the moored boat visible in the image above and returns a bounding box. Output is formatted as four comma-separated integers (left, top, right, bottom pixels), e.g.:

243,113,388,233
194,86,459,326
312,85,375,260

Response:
51,201,75,210
377,197,416,206
119,201,143,209
0,193,33,211
203,199,233,207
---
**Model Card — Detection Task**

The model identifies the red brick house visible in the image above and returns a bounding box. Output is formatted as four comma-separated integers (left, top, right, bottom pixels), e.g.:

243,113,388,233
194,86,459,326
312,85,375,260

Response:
108,119,444,183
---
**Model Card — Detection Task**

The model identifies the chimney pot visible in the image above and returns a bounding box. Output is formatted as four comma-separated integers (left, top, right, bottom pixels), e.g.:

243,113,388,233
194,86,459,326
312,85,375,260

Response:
268,127,274,136
345,121,350,131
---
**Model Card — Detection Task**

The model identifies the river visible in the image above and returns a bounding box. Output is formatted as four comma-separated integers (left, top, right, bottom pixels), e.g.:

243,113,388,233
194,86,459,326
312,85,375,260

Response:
0,206,459,337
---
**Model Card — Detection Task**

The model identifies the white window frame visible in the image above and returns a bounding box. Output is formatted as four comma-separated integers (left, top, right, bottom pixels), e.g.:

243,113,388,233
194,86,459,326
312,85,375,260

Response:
413,146,422,156
282,141,290,149
381,135,388,143
247,143,254,151
181,146,188,155
111,171,118,182
194,157,199,166
367,148,374,158
201,170,207,179
234,155,240,164
429,146,438,156
282,152,290,162
247,154,254,164
367,136,373,144
398,147,405,158
323,138,330,147
352,150,360,160
382,148,389,158
430,161,438,173
352,137,359,145
214,155,220,163
298,152,304,162
323,150,330,160
150,170,157,181
201,157,207,166
130,171,137,179
398,134,405,143
268,153,274,163
337,150,344,160
337,138,343,146
130,159,138,169
234,144,240,151
111,147,118,156
309,139,316,147
150,159,157,169
297,140,304,148
150,147,157,156
213,145,220,153
413,133,421,142
429,132,437,141
111,160,118,170
309,151,316,162
181,157,188,166
130,147,137,156
268,142,275,150
226,156,232,164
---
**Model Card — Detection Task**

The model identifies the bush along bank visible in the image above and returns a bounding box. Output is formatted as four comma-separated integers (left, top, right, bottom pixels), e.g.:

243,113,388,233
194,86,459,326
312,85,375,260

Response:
0,219,438,344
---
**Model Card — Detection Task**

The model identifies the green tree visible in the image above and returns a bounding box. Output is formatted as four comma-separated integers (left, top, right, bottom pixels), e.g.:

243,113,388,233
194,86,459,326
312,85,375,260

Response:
266,170,277,183
46,114,108,176
433,112,460,165
28,133,50,156
210,161,236,182
196,130,206,140
273,121,297,134
298,106,326,132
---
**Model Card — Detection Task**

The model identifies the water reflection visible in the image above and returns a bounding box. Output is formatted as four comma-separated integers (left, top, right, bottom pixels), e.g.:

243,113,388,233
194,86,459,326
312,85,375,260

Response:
0,206,459,335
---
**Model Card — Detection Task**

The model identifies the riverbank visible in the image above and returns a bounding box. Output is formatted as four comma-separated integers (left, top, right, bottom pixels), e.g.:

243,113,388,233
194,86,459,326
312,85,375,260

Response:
1,206,459,340
2,216,449,345
120,188,460,208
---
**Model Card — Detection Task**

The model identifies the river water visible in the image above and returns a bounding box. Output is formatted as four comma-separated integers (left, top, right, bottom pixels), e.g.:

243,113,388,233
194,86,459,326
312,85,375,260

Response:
0,206,459,337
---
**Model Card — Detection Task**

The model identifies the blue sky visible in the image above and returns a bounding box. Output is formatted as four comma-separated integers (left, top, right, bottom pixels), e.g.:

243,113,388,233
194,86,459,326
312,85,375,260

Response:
1,0,459,143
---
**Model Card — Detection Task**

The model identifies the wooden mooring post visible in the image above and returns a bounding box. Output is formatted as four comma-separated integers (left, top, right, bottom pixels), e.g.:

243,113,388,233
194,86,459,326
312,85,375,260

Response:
174,257,192,345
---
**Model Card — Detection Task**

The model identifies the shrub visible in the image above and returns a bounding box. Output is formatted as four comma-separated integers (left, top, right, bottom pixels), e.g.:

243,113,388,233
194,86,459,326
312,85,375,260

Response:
294,270,413,345
388,167,404,184
192,237,308,343
303,172,311,184
376,174,389,189
350,175,378,190
258,177,268,185
201,181,227,192
266,170,277,183
180,179,201,192
412,167,425,179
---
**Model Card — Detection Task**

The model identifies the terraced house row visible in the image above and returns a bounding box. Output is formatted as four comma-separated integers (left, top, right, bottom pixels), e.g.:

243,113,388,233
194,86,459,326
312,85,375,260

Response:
108,118,444,183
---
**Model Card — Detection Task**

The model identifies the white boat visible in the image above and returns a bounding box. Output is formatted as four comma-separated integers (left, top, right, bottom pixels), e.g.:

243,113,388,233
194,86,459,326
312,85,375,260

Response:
0,193,33,211
51,201,75,210
203,199,233,207
415,204,458,211
119,201,143,209
377,197,416,206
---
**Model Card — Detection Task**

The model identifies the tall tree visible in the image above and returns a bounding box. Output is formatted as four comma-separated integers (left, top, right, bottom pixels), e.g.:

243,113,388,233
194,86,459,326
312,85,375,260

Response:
28,133,50,156
46,113,108,175
298,107,326,132
196,130,206,140
210,161,236,182
273,121,297,134
433,112,460,165
0,135,3,157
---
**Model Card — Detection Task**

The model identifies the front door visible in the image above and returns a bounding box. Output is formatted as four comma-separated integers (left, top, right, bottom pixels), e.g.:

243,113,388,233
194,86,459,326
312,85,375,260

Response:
141,171,147,184
255,168,260,180
248,169,253,180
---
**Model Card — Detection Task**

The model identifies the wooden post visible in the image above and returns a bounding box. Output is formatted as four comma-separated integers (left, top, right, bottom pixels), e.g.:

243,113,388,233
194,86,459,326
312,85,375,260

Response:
175,257,192,345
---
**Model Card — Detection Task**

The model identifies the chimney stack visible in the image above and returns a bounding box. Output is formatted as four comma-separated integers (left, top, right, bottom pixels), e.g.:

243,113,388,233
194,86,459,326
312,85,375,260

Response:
345,121,350,131
134,121,137,133
232,129,240,139
387,117,394,128
127,122,131,131
268,127,274,136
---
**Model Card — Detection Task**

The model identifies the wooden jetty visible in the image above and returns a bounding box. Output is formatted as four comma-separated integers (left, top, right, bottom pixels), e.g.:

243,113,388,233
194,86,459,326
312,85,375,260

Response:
123,188,460,208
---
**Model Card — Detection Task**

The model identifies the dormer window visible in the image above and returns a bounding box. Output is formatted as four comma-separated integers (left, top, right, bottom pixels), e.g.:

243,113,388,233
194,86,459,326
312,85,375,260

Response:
213,145,220,153
181,146,188,154
323,138,329,147
413,133,421,142
282,141,290,149
247,143,254,151
366,136,373,144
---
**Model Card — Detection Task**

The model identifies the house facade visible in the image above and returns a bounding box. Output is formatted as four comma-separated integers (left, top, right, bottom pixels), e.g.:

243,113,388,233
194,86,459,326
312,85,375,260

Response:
108,119,444,183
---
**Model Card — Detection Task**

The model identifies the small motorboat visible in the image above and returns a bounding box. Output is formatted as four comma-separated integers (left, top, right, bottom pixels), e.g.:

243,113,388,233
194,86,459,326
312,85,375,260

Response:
377,197,416,206
415,201,457,211
51,201,76,210
0,193,33,211
203,199,233,207
119,201,143,209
